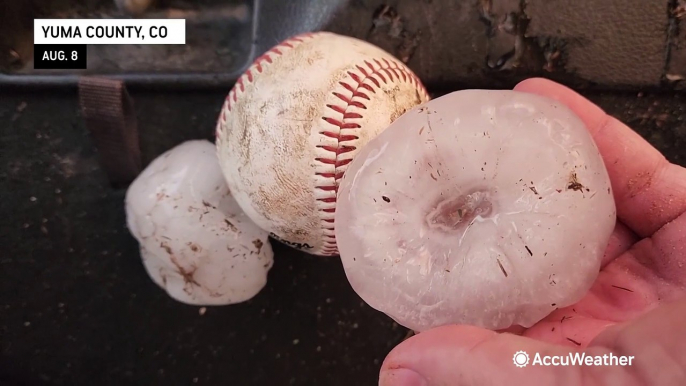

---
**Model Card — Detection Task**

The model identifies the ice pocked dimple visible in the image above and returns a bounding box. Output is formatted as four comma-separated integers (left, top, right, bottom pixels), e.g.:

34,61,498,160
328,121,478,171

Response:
335,90,617,332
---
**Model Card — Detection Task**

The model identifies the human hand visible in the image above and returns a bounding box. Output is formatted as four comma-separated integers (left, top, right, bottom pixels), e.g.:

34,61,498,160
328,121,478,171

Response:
379,78,686,386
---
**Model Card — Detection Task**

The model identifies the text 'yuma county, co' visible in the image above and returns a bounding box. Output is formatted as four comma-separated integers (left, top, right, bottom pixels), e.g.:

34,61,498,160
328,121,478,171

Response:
40,25,169,40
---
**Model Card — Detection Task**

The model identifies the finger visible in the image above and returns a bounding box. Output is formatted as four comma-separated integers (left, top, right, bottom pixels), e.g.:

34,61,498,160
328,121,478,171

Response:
601,222,639,267
379,325,644,386
582,211,686,319
590,297,686,385
498,325,527,335
523,308,616,347
626,210,686,288
513,78,686,238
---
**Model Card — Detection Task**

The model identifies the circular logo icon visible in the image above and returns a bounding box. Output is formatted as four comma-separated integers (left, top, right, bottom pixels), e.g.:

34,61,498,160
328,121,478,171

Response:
513,351,530,368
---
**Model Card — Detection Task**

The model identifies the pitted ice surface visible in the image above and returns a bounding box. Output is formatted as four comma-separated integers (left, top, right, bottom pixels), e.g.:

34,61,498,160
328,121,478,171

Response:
336,90,617,332
125,140,273,306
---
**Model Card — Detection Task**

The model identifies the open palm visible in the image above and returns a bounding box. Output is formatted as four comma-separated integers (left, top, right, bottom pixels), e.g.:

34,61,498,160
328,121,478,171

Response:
379,78,686,386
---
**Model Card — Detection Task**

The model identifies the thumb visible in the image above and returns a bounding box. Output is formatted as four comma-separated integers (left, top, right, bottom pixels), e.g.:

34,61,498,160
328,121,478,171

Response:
379,299,686,386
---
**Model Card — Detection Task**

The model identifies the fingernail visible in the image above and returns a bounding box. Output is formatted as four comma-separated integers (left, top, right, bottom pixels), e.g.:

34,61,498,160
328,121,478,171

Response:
379,368,428,386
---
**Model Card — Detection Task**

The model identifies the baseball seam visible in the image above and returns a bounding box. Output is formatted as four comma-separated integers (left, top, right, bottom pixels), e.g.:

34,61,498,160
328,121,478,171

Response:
216,32,428,256
316,58,428,255
216,32,317,132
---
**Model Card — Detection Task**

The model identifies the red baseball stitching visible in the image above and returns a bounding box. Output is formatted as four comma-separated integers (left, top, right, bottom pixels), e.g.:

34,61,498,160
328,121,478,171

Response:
316,58,428,255
215,33,316,137
215,32,428,256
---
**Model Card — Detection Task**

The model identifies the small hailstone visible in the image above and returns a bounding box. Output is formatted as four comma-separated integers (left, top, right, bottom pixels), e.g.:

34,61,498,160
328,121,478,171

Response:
336,90,617,332
125,140,273,306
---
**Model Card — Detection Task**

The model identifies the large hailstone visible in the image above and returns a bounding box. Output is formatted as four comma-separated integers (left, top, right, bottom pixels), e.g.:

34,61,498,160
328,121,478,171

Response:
125,140,273,305
336,90,617,332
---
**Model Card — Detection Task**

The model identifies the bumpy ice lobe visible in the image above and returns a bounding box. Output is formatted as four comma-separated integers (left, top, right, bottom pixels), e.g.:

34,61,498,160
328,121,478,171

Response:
125,140,273,306
336,90,617,332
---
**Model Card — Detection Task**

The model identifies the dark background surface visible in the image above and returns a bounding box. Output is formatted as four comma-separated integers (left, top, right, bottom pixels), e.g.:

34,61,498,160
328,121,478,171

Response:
1,1,686,385
2,0,686,89
2,87,685,386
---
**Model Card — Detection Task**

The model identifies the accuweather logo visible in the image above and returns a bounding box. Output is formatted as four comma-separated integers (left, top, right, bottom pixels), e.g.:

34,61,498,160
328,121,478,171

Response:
513,350,635,367
513,351,530,367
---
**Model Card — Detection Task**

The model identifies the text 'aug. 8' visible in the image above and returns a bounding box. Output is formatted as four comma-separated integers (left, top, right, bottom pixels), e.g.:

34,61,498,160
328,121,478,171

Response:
33,19,186,70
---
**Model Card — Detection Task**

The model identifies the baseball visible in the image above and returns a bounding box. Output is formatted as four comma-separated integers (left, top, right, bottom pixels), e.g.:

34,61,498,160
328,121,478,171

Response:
215,32,429,256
